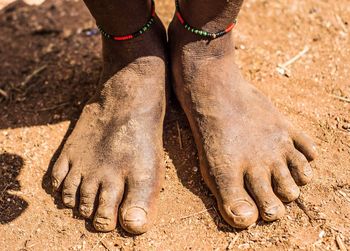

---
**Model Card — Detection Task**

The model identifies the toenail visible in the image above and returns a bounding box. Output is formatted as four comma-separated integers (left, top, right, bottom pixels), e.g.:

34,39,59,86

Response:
123,207,147,223
230,201,254,217
289,186,300,199
63,197,73,205
303,166,313,177
80,205,91,215
94,217,111,229
264,205,280,218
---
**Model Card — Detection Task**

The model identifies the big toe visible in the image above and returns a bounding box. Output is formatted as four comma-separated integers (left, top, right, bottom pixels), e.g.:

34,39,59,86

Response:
221,199,258,228
119,173,161,234
202,165,259,228
120,207,149,234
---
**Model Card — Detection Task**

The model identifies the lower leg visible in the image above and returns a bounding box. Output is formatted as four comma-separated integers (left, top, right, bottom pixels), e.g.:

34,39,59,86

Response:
51,0,167,234
83,0,166,80
169,0,317,228
177,0,243,30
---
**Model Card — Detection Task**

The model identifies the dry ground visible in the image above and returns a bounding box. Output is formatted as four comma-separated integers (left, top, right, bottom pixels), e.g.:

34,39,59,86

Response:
0,0,349,250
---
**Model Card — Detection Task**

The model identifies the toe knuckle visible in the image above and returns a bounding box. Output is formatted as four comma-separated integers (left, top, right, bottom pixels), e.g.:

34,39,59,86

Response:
62,188,75,198
63,182,79,191
80,193,95,201
62,192,74,199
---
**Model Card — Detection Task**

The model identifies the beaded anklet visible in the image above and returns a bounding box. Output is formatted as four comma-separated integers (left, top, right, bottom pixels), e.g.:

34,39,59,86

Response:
97,0,156,41
175,0,237,39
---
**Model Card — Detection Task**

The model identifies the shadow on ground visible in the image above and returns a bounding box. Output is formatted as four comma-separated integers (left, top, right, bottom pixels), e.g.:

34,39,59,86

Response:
0,0,101,130
0,153,28,224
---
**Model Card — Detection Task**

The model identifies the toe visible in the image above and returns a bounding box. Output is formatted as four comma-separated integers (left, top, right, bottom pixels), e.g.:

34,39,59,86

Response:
221,198,258,229
62,169,81,208
212,169,258,228
271,161,300,202
287,150,313,186
292,131,317,161
93,181,123,232
51,155,69,191
79,178,100,218
245,169,285,222
121,206,148,233
119,172,162,234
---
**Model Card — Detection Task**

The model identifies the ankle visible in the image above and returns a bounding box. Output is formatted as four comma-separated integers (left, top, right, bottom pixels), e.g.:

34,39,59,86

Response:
169,17,235,59
84,0,153,35
100,16,167,80
176,0,242,31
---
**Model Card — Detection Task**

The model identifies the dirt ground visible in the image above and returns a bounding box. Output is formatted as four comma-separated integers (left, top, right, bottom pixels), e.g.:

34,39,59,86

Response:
0,0,349,250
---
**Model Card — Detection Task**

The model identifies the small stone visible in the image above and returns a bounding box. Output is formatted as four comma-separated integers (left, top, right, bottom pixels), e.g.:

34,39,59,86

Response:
319,230,325,238
342,124,350,130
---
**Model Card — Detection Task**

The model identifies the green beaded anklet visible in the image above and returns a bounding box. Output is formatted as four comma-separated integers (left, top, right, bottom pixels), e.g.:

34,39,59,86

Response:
175,0,237,39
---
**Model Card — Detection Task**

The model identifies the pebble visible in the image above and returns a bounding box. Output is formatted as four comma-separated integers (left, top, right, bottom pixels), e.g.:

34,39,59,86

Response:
342,124,350,131
319,230,325,238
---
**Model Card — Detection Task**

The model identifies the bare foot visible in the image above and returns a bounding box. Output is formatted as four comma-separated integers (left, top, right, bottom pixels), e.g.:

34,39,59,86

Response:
169,19,317,228
51,18,167,234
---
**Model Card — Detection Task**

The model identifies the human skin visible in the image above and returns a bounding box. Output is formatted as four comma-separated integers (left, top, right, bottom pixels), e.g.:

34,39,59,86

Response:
51,0,167,234
51,0,317,233
168,0,317,228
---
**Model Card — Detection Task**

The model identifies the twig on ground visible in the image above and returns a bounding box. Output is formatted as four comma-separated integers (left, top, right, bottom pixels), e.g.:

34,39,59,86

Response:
277,46,309,77
92,234,107,251
0,184,10,198
20,65,47,87
227,235,239,250
35,102,71,112
180,207,214,220
0,88,8,98
335,14,348,33
24,240,38,249
176,120,183,149
164,116,185,125
100,239,114,251
295,197,314,222
336,235,347,251
337,190,350,203
21,102,71,112
329,94,350,103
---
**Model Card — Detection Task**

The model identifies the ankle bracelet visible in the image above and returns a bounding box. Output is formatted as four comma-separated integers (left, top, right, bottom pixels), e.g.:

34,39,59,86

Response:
97,0,156,41
175,0,237,39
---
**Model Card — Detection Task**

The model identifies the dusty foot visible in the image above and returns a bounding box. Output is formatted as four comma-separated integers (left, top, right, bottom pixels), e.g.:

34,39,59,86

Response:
51,18,167,234
169,19,317,228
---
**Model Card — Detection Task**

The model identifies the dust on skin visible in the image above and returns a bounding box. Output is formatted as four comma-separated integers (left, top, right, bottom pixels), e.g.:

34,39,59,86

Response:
51,0,316,234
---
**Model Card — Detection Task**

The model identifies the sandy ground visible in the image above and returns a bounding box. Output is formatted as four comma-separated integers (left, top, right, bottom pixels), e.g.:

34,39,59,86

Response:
0,0,349,250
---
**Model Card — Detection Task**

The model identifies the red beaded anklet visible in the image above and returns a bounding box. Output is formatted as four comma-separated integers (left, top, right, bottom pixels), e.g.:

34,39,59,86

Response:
97,0,156,41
